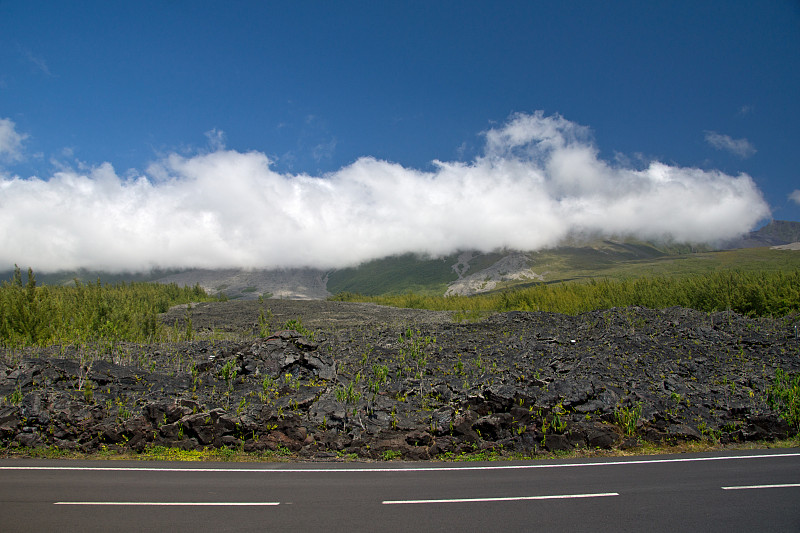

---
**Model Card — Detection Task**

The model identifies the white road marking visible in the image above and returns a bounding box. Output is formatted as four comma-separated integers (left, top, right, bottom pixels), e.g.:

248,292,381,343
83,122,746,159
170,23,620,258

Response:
2,452,799,473
722,483,800,491
382,492,619,504
54,501,280,506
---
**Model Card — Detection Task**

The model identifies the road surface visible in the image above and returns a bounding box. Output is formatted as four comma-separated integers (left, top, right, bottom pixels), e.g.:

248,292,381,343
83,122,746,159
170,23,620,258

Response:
1,449,799,532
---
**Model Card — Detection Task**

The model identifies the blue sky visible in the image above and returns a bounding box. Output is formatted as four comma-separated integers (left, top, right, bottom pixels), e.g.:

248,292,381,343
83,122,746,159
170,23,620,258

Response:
1,1,798,272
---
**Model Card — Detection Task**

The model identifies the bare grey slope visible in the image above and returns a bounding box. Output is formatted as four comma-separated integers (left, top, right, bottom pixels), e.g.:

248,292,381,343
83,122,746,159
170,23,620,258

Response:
155,268,332,300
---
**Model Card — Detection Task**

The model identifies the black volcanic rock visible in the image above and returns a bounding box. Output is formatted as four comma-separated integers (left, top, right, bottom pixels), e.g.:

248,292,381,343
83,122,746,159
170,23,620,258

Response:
1,303,798,459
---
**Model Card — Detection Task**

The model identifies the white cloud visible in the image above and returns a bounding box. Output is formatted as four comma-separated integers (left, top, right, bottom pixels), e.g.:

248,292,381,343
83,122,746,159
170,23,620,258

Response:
204,128,226,151
790,190,800,205
704,131,757,158
19,46,52,77
0,118,27,162
312,137,337,161
0,112,771,272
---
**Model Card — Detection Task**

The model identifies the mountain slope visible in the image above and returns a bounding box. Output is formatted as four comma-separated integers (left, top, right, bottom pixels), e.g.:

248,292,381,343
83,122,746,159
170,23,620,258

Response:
154,268,331,300
721,219,800,249
5,221,799,299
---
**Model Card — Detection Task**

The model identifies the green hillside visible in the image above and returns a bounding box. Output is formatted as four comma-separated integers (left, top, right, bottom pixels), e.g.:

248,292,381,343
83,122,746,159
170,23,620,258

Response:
324,240,800,297
326,253,461,295
491,246,800,292
0,268,184,287
334,267,800,317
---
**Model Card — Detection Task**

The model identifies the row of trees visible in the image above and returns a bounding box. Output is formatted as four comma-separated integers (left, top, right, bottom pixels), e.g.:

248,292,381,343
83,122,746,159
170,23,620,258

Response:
332,270,800,318
0,266,217,347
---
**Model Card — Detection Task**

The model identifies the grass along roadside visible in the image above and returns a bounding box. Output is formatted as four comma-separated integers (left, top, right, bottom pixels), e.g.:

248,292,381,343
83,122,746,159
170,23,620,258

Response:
2,436,798,463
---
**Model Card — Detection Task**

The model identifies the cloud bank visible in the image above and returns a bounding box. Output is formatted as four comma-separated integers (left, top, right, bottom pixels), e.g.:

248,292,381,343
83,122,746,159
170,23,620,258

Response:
704,131,757,158
790,190,800,205
0,112,770,272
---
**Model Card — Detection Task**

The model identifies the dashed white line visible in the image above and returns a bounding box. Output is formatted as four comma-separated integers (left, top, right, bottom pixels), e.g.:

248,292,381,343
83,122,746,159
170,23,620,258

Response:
54,501,280,506
382,492,619,504
722,483,800,491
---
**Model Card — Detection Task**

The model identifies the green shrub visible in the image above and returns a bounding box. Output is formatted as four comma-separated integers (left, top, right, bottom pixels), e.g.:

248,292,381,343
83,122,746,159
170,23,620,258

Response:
283,317,313,338
767,369,800,432
614,402,642,436
0,266,220,347
381,449,403,461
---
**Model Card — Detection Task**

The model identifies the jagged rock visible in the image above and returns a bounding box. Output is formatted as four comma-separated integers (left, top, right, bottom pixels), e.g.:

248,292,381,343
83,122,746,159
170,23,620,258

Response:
741,414,791,440
159,422,182,439
14,432,41,448
405,430,433,446
0,304,798,459
474,413,513,440
99,423,127,444
20,392,50,426
174,438,200,450
218,435,242,448
451,409,479,438
667,424,702,441
0,407,20,436
144,403,169,424
585,424,622,449
308,393,345,427
543,434,572,452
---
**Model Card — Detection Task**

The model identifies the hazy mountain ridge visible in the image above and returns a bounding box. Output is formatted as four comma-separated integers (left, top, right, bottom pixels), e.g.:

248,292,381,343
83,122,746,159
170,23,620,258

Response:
153,220,800,299
154,268,331,300
720,219,800,249
5,221,799,300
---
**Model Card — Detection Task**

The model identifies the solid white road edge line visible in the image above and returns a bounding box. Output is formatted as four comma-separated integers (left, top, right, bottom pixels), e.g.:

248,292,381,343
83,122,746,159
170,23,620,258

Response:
382,493,620,504
54,502,281,506
2,452,799,473
721,483,800,490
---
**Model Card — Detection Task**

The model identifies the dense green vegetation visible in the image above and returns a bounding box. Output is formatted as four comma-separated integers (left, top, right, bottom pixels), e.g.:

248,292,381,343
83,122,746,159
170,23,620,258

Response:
331,269,800,318
327,253,461,296
325,242,800,297
767,368,800,431
0,267,186,287
324,243,677,296
0,265,220,347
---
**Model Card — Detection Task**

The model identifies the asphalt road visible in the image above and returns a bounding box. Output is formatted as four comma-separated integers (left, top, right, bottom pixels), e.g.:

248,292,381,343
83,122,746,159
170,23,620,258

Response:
1,449,799,532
